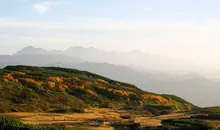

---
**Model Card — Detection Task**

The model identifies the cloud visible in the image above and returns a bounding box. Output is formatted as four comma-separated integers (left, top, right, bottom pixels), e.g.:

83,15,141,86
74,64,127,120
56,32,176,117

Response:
32,2,63,14
2,17,220,68
0,18,64,29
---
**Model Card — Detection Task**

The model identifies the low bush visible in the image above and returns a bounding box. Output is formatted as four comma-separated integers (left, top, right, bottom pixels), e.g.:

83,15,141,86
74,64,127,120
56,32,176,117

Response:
142,118,215,130
50,107,84,113
161,118,215,130
192,113,220,120
0,117,64,130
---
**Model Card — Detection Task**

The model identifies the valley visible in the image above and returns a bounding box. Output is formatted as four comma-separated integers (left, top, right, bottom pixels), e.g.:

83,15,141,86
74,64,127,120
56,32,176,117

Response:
1,109,219,129
0,65,219,130
0,109,203,129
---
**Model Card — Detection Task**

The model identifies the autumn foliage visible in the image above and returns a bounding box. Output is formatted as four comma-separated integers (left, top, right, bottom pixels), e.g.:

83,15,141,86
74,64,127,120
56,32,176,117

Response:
86,89,97,96
41,81,56,88
142,94,168,103
107,88,134,96
59,84,68,91
49,76,63,83
3,73,18,82
185,104,192,110
18,78,40,85
0,66,194,113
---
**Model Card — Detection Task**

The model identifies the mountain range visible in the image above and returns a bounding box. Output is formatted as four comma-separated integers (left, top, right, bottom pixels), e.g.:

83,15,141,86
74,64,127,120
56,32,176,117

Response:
14,46,194,73
0,46,219,107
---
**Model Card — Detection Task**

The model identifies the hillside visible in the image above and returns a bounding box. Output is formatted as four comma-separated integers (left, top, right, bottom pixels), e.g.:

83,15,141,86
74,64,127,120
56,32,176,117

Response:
0,66,194,114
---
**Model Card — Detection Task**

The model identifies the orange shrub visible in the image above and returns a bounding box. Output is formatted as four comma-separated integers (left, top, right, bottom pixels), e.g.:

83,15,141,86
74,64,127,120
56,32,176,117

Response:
70,85,84,89
73,77,80,81
47,81,55,88
86,89,97,96
59,84,68,91
18,78,40,85
94,81,99,85
3,74,14,81
41,81,56,88
107,88,133,96
83,81,92,86
59,86,65,91
48,76,63,83
142,94,168,103
14,79,19,83
185,104,192,110
60,77,68,81
97,86,105,90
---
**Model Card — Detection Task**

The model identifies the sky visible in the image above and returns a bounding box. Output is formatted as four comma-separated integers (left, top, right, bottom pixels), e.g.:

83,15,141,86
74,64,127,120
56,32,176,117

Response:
1,0,220,69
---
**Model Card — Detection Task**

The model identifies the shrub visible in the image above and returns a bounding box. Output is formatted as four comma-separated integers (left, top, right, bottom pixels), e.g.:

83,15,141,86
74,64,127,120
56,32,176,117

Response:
123,105,134,110
50,107,84,113
0,117,64,130
161,118,215,130
193,114,220,120
129,94,140,101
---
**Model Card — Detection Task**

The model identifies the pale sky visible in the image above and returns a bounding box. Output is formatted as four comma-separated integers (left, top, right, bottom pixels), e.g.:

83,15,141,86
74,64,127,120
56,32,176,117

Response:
1,0,220,69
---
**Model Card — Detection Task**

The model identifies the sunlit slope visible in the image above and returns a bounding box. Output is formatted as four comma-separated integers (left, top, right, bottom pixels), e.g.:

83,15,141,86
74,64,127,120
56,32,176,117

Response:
0,66,194,114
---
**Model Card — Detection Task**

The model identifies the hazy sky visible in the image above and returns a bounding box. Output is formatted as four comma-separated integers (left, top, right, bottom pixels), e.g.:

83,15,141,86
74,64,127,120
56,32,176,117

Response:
1,0,220,68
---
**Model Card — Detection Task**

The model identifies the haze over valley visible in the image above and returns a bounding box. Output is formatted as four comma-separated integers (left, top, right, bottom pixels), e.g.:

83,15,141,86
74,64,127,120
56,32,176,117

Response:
0,46,219,107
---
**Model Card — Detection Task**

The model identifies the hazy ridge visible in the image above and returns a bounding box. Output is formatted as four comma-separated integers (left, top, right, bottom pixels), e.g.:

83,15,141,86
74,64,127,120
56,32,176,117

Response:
0,46,219,107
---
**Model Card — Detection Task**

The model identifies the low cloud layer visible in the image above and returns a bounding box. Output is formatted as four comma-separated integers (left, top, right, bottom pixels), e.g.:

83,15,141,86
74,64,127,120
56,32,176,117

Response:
1,17,220,70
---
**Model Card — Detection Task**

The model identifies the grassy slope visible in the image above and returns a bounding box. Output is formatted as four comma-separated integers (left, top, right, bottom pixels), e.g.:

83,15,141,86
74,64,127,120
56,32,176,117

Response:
0,65,194,114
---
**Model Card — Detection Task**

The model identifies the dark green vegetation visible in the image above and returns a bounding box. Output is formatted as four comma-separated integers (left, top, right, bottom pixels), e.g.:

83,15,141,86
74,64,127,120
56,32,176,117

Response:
0,117,217,130
112,118,216,130
143,119,215,130
192,106,220,121
49,107,84,113
112,122,141,130
199,106,220,114
193,114,220,120
0,117,64,130
0,65,194,114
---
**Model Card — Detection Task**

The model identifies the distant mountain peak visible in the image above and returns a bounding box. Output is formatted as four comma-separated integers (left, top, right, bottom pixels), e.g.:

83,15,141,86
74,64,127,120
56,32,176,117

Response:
14,46,47,55
26,45,35,49
14,46,64,56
